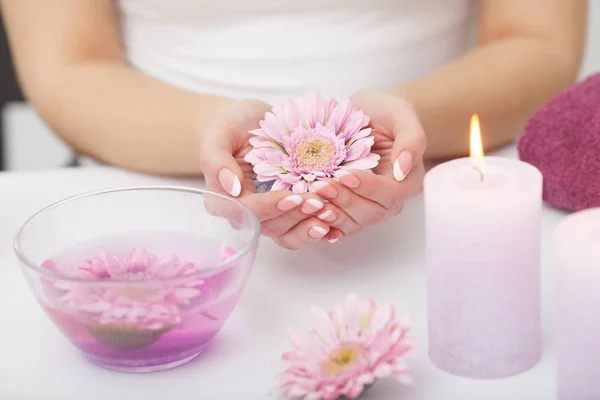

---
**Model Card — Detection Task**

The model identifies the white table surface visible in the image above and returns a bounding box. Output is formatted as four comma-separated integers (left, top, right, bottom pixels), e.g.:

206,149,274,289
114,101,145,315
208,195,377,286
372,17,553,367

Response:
0,145,567,400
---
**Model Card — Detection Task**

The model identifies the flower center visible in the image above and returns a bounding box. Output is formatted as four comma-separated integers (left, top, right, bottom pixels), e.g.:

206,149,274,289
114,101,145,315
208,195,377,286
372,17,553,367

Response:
323,345,363,376
295,138,334,168
119,286,154,300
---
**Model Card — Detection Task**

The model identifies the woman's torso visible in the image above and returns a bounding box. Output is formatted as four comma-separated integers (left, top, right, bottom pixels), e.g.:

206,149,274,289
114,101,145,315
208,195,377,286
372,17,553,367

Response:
116,0,476,104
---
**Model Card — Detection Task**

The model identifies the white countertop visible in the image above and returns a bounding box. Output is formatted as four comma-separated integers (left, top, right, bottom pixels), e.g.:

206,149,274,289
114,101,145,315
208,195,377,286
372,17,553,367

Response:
0,146,567,399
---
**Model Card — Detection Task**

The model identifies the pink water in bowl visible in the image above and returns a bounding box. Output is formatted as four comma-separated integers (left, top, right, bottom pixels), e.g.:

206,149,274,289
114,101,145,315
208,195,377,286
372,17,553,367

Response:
39,232,246,372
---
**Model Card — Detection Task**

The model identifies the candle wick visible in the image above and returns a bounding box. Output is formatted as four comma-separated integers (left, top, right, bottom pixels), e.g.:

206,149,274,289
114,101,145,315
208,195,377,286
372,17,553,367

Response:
474,166,484,183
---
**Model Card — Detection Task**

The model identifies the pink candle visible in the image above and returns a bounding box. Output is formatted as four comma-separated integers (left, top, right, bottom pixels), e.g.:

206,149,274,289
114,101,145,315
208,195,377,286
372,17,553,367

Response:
424,115,543,378
556,207,600,399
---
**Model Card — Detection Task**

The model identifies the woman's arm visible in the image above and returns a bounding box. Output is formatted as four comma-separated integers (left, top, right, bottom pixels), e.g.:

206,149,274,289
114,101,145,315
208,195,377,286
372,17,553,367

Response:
389,0,588,159
1,0,231,175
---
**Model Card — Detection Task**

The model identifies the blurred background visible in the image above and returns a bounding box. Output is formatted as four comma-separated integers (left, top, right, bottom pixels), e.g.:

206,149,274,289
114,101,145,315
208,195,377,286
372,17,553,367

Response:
1,4,599,172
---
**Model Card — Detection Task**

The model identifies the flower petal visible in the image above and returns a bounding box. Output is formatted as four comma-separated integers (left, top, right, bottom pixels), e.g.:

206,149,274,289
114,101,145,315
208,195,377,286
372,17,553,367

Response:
341,153,380,170
99,248,126,277
287,327,316,351
285,385,310,398
256,174,275,182
260,113,288,142
278,173,302,184
248,135,271,147
254,161,285,177
341,110,368,139
343,382,365,399
343,293,361,338
310,306,338,344
345,127,373,146
173,287,201,301
371,302,395,333
292,180,309,194
358,297,375,331
373,363,393,379
396,374,413,386
244,150,265,166
344,137,374,162
307,92,326,128
151,254,179,274
357,373,375,386
282,99,302,131
271,179,292,191
266,151,285,165
328,98,352,134
247,127,269,139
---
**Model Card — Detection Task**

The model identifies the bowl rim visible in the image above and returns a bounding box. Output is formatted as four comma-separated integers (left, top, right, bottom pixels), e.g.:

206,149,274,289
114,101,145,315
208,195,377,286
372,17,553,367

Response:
13,185,261,286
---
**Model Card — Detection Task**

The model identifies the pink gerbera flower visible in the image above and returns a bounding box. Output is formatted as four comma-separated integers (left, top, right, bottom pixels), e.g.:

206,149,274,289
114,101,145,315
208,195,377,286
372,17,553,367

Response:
244,93,380,194
279,293,413,400
55,247,204,331
53,246,236,333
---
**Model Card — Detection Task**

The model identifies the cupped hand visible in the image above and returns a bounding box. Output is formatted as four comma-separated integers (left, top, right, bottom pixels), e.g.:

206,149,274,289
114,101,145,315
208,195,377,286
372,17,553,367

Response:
199,98,345,249
309,90,427,236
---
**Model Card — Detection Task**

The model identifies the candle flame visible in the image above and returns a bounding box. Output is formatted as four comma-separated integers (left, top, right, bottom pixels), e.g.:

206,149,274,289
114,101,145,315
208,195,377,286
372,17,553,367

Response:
470,114,484,180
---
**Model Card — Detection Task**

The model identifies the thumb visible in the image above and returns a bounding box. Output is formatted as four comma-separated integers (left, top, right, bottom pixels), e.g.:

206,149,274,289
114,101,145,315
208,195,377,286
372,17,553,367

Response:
200,144,243,198
391,107,427,182
200,144,247,226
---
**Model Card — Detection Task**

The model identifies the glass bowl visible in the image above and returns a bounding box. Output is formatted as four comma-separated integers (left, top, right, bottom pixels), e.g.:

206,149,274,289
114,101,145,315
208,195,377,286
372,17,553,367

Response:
13,186,259,372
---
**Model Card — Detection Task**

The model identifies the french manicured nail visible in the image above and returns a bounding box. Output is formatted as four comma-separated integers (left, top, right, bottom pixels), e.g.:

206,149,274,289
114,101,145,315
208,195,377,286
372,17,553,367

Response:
393,150,414,182
277,195,303,211
327,236,341,244
335,170,360,188
311,181,338,198
309,226,328,239
317,209,336,222
301,198,324,214
218,168,241,196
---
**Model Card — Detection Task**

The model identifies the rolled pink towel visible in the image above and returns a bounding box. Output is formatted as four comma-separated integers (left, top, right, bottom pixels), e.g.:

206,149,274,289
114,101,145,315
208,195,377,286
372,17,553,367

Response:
518,73,600,211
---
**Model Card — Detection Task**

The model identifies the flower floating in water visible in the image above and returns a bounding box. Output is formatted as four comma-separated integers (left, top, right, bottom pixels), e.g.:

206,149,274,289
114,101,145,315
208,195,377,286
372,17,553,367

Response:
279,293,413,400
49,245,236,349
244,93,380,194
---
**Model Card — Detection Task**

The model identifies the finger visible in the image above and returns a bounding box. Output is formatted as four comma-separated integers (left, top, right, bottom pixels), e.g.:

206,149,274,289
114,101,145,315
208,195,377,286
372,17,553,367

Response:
199,124,249,223
200,143,244,198
204,189,304,229
261,193,325,238
331,169,409,210
389,101,427,182
239,191,308,222
275,217,330,250
310,179,388,227
314,201,361,236
323,227,344,245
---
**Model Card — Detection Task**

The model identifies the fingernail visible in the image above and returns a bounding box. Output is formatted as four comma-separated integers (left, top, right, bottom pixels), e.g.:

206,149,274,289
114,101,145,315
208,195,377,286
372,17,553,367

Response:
311,181,337,198
327,236,341,244
334,170,360,188
317,209,336,222
393,150,414,182
309,226,328,239
277,195,303,211
218,168,242,196
301,198,324,214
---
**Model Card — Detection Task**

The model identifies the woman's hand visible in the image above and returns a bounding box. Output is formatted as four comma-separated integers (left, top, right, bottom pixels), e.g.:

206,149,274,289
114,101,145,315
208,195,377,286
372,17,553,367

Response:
200,98,345,249
309,90,427,238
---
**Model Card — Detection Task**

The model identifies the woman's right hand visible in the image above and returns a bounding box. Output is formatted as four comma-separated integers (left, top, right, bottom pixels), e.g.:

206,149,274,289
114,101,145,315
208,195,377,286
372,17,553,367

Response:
199,98,346,250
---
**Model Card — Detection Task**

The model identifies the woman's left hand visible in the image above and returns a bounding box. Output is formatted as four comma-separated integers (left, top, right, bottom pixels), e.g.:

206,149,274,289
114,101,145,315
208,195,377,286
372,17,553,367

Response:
313,89,427,242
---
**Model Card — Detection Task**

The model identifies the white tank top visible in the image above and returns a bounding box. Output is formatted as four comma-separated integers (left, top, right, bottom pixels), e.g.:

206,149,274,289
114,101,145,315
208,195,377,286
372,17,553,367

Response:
115,0,476,104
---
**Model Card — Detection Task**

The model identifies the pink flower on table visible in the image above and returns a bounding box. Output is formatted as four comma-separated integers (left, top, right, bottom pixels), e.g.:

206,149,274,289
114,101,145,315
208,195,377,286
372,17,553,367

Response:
244,92,380,194
279,293,413,400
